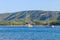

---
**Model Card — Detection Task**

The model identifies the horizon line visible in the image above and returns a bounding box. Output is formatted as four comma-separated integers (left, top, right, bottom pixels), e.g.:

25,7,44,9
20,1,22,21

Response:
0,9,60,13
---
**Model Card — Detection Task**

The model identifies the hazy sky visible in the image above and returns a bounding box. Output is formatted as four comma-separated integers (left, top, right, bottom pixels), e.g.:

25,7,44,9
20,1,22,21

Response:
0,0,60,13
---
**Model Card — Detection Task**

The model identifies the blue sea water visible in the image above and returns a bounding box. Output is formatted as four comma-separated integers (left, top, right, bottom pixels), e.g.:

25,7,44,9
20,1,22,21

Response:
0,25,60,40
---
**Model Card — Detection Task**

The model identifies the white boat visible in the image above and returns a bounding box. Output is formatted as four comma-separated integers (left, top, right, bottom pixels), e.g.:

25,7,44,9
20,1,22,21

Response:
51,25,55,28
27,24,33,27
47,23,55,28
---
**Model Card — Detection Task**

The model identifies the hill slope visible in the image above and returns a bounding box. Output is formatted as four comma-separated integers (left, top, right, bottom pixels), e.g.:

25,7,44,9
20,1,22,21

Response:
0,10,60,25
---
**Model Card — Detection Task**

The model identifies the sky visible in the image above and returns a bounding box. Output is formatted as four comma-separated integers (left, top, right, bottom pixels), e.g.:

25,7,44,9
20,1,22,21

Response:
0,0,60,13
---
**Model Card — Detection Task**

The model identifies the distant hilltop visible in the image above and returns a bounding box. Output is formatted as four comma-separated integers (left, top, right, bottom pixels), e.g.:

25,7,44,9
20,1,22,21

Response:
0,10,60,25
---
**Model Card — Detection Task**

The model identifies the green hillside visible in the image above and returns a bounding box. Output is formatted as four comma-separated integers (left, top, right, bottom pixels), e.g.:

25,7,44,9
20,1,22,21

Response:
0,10,60,25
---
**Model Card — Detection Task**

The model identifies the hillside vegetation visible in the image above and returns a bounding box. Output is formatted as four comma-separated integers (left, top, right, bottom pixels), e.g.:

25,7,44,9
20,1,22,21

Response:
0,10,60,25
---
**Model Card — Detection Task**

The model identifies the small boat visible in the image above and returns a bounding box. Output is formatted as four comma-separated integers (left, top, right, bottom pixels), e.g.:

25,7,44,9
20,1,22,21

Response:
51,25,55,28
27,24,33,27
47,23,55,28
25,23,33,27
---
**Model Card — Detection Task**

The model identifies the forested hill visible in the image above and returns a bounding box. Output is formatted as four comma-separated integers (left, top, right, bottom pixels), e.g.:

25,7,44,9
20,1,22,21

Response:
0,10,60,25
